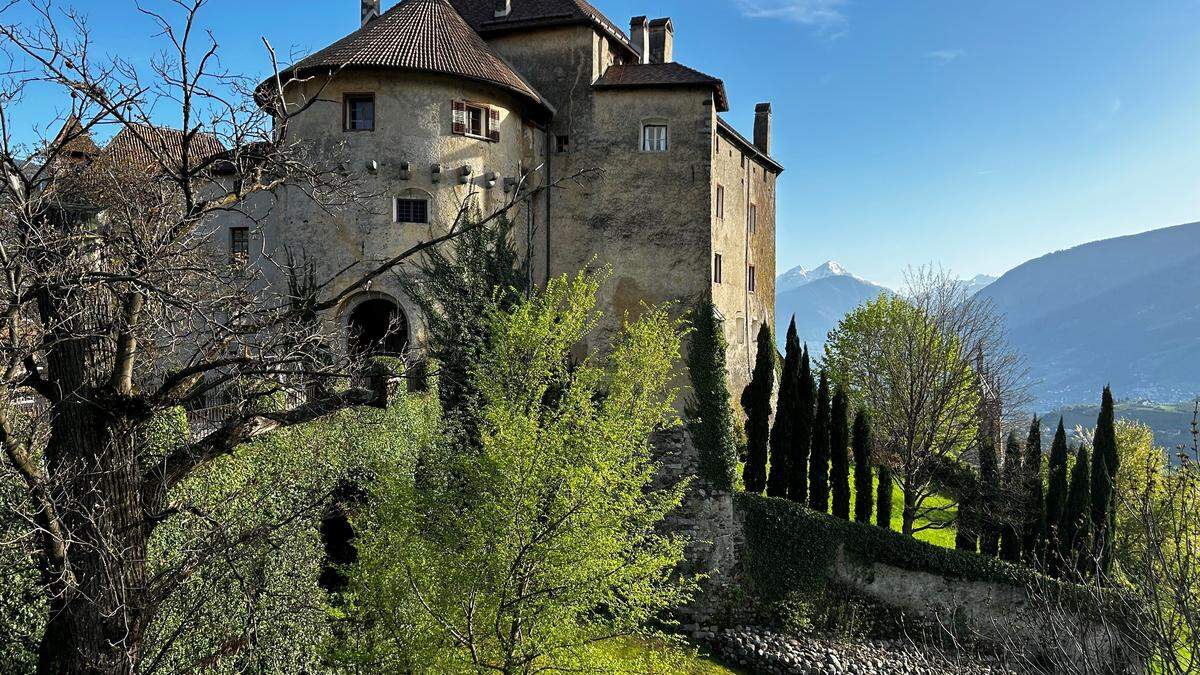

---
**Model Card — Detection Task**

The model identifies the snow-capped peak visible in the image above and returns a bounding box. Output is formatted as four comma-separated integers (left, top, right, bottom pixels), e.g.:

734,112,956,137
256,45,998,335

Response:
777,260,855,292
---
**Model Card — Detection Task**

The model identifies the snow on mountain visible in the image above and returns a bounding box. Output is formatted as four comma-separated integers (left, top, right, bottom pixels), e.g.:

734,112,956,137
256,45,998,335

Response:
962,274,999,296
776,261,857,293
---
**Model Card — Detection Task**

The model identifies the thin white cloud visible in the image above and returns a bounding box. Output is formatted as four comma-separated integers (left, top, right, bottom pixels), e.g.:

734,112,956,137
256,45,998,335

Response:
925,49,964,64
735,0,848,31
1110,97,1123,114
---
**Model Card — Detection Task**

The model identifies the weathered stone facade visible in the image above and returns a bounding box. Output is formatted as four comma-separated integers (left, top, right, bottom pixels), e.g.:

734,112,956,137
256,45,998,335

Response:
224,0,783,401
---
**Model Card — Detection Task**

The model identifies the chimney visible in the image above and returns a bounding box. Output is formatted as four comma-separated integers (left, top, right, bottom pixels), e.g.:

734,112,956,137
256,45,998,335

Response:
648,18,673,64
495,0,511,17
754,103,772,155
361,0,380,27
629,16,649,64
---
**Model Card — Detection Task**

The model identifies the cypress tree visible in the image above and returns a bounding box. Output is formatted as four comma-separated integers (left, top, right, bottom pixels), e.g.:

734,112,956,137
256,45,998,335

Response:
789,346,814,503
740,324,775,494
1060,445,1092,579
830,385,851,519
1090,386,1119,576
876,464,893,529
685,302,739,489
978,435,1001,557
999,431,1024,563
808,370,832,512
1043,417,1070,557
767,318,801,498
955,477,978,553
852,409,874,523
1022,415,1045,564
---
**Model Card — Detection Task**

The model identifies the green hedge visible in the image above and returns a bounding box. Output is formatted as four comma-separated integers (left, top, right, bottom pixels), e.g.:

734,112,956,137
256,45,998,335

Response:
734,493,1135,626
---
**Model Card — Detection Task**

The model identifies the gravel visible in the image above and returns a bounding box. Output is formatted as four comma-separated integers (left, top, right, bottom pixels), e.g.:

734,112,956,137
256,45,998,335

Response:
700,627,1018,675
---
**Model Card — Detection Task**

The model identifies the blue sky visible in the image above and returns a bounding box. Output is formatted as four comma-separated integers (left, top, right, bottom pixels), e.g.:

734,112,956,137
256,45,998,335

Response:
6,0,1199,287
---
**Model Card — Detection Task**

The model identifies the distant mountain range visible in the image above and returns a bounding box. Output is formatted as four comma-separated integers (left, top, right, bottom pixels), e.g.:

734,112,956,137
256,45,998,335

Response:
774,261,890,354
978,221,1200,407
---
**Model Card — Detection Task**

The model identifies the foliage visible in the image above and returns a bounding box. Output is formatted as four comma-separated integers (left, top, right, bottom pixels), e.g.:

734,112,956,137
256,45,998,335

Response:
809,371,831,512
852,410,873,524
686,302,740,490
401,208,526,448
978,435,1001,556
830,386,851,519
768,318,802,498
875,465,893,530
1091,386,1119,576
741,324,775,495
1022,416,1045,563
346,273,694,673
789,346,815,504
1060,446,1092,576
999,432,1023,563
1044,418,1071,560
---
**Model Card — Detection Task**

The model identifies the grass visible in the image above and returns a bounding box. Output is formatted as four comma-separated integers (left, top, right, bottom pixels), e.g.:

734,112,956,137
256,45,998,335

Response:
603,637,743,674
846,466,959,549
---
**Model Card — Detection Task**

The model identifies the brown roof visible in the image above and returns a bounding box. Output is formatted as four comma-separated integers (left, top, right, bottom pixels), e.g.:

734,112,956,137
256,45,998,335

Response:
449,0,637,58
593,63,729,112
52,116,101,157
285,0,550,113
92,124,226,174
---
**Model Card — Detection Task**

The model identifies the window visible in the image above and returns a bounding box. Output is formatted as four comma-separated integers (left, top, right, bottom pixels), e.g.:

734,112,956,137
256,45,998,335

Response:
749,203,758,233
713,253,723,284
453,101,500,141
716,185,725,219
748,265,757,293
229,227,249,265
555,135,570,153
736,317,746,345
642,124,668,152
344,94,375,131
394,197,429,224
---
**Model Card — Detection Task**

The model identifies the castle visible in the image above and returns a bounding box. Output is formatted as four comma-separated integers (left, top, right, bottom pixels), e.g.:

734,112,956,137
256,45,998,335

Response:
237,0,782,396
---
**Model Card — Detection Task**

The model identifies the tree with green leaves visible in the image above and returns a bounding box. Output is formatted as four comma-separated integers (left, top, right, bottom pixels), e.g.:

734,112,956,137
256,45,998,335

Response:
876,464,893,529
685,302,739,490
1022,415,1045,564
1091,386,1119,577
789,346,815,504
1061,445,1092,578
852,410,874,523
1043,417,1070,561
809,370,832,512
741,324,776,494
830,385,851,519
768,319,802,498
979,435,1001,557
1000,431,1024,563
349,272,694,673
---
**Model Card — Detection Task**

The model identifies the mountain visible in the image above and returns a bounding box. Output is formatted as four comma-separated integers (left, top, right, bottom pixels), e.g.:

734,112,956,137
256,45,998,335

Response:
775,263,890,354
978,221,1200,407
777,261,855,293
962,274,998,296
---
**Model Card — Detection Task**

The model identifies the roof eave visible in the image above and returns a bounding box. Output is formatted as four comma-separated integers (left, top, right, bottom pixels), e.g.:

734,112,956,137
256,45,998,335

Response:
717,117,784,174
593,82,730,113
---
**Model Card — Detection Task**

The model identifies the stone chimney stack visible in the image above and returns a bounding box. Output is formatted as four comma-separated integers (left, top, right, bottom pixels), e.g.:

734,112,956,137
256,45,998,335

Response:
495,0,512,17
754,103,772,155
630,16,649,64
648,18,674,64
361,0,380,27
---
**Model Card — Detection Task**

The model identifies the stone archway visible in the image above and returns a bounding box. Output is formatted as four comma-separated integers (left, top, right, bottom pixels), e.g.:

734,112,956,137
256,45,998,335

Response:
346,296,409,358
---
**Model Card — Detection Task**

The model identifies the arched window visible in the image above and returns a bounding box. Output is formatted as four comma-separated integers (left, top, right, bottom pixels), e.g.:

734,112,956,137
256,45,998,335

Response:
347,297,409,357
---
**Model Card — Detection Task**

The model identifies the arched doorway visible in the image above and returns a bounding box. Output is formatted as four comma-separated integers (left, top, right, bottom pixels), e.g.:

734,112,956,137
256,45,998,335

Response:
347,297,408,357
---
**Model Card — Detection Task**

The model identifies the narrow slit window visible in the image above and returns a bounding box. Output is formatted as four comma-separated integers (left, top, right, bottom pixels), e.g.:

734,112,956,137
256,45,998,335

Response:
716,185,725,219
713,253,723,284
748,265,757,293
749,204,758,233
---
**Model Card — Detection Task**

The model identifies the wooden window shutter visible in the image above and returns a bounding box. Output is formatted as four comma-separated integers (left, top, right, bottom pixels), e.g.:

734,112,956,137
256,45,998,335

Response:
452,100,466,135
488,107,501,142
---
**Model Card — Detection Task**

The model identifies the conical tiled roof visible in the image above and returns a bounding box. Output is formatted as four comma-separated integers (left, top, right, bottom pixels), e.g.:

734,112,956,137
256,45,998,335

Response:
285,0,549,112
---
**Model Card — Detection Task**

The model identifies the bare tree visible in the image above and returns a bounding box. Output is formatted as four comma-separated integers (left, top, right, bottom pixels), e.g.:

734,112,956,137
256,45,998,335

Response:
825,268,1028,536
0,2,589,672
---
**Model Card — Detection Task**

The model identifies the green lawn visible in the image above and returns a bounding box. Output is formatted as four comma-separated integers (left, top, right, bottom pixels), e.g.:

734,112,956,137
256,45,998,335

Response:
848,467,958,549
604,637,743,674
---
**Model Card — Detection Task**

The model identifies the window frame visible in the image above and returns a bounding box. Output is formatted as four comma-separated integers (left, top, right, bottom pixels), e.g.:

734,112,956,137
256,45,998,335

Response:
229,226,250,265
554,135,570,154
713,253,723,284
453,100,501,142
716,184,725,219
748,264,757,293
641,123,669,152
394,196,430,225
343,93,376,132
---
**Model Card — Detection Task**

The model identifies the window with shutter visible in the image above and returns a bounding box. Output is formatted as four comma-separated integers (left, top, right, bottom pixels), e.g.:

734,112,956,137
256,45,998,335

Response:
452,100,466,135
488,107,501,142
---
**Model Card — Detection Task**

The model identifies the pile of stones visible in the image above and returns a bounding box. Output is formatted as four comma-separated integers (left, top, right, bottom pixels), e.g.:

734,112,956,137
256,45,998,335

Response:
700,627,1018,675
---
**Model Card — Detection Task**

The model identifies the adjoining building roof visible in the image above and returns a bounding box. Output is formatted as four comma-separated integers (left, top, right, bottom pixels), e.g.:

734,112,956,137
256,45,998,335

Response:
717,117,784,174
52,116,101,157
281,0,551,114
450,0,638,58
593,62,729,112
91,124,226,174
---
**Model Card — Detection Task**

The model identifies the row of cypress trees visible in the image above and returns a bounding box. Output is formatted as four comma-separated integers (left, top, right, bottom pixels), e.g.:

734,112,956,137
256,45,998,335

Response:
742,318,886,526
958,386,1121,580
